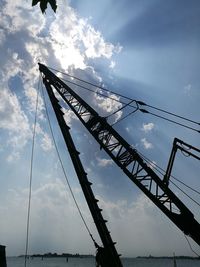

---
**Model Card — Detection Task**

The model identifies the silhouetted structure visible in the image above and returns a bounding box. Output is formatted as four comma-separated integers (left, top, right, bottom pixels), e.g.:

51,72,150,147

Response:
39,63,200,266
0,245,7,267
173,253,177,267
41,66,122,267
164,138,200,185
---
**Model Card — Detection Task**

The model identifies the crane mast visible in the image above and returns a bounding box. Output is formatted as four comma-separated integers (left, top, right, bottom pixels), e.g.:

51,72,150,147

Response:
39,63,200,248
43,76,122,267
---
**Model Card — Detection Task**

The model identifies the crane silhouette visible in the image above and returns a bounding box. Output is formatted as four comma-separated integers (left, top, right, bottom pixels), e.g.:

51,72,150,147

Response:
39,63,200,266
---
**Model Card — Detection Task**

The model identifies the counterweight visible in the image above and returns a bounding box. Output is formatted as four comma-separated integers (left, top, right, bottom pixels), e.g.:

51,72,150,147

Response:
39,63,200,247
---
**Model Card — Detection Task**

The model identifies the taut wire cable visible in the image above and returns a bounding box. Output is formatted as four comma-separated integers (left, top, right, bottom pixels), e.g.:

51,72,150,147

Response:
60,76,200,133
48,65,199,129
42,64,200,257
24,75,40,267
60,77,138,109
136,151,200,206
139,109,200,133
184,235,200,257
111,108,139,126
106,99,138,119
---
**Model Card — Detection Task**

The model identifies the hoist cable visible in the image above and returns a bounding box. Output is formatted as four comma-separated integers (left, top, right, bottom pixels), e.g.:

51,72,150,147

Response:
106,99,138,119
40,78,97,246
57,75,199,133
139,109,200,133
43,65,200,255
24,76,40,267
60,76,140,125
61,75,199,133
137,151,200,205
184,235,200,257
171,176,200,196
137,149,200,195
170,180,200,208
60,76,137,109
111,108,139,126
48,66,199,127
45,66,200,204
48,66,134,102
145,103,200,126
60,77,140,124
137,150,165,175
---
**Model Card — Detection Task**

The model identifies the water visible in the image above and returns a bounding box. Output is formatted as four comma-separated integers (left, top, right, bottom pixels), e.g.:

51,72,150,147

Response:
6,257,200,267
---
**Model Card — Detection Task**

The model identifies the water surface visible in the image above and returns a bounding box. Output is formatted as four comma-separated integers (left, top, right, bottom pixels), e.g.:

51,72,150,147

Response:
7,256,200,267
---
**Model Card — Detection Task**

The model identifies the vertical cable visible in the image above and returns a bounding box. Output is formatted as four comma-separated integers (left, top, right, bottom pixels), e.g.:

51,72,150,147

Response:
184,235,200,257
24,76,40,267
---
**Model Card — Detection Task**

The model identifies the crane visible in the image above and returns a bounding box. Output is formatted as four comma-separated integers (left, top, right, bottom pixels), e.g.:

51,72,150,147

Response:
39,63,200,265
43,73,122,267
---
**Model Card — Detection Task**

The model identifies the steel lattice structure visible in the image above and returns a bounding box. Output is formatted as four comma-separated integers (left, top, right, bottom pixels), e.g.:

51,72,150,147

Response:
43,75,122,267
39,63,200,261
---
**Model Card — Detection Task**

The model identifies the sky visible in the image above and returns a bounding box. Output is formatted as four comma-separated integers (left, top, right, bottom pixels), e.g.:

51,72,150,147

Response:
0,0,200,258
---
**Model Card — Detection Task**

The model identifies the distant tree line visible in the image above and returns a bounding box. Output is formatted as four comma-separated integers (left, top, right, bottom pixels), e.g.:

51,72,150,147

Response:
19,252,94,258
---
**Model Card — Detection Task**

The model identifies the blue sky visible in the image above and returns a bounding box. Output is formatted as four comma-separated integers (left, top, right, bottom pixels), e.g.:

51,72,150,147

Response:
0,0,200,258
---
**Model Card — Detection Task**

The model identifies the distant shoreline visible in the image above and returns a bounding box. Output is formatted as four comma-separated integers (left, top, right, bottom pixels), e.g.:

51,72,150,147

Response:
136,256,200,260
17,253,200,260
18,253,94,258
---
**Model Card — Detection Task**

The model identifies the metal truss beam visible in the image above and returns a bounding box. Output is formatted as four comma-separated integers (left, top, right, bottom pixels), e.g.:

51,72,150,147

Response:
43,72,122,267
39,63,200,247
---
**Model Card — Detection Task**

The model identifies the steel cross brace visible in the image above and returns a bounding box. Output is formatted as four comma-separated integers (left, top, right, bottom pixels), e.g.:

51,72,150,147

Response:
39,63,200,247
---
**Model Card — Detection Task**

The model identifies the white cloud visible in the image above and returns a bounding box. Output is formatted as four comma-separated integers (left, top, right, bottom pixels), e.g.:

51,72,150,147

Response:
0,89,31,148
0,0,123,154
63,108,78,126
0,52,34,161
25,42,49,67
0,0,199,259
2,183,195,257
141,122,155,133
97,157,113,167
0,179,95,256
82,24,116,59
23,85,44,120
1,52,24,82
109,60,116,69
141,138,153,149
97,194,193,257
6,151,20,163
40,132,53,151
0,0,128,256
35,124,53,152
1,0,45,34
48,2,121,71
50,37,86,70
94,93,123,123
0,29,6,45
184,83,192,96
